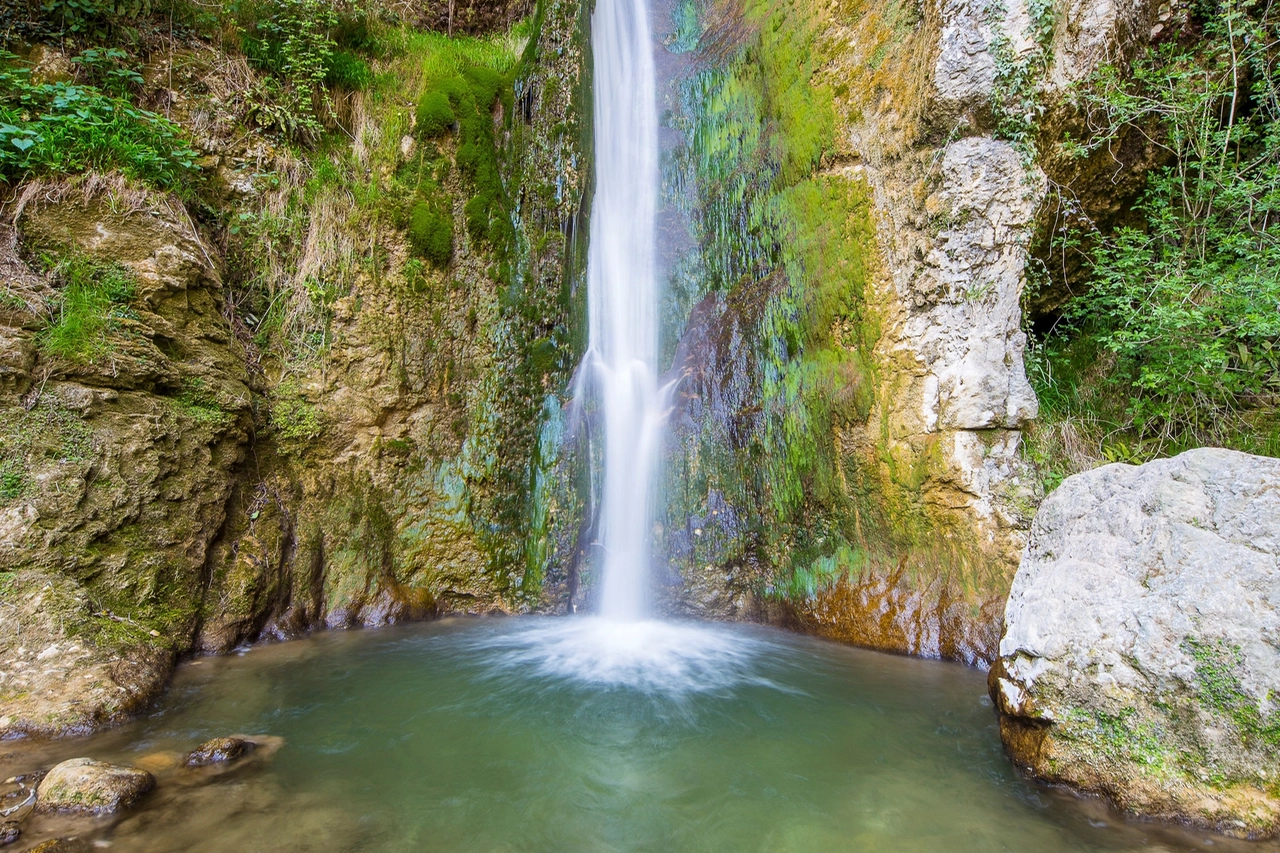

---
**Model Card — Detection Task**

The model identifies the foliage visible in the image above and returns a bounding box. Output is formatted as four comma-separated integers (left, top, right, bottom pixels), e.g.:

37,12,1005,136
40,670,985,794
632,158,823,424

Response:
5,0,152,41
38,255,137,364
0,49,197,190
1035,0,1280,460
325,50,374,90
239,0,339,140
988,0,1055,162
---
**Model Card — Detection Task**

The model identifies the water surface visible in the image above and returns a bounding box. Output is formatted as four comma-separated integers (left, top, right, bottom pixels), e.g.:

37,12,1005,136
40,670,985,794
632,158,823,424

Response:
2,618,1261,852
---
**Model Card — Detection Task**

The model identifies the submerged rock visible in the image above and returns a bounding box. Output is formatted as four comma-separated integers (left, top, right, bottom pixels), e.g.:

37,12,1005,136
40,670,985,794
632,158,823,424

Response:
992,448,1280,837
26,840,89,853
186,737,256,767
0,821,18,845
36,759,155,815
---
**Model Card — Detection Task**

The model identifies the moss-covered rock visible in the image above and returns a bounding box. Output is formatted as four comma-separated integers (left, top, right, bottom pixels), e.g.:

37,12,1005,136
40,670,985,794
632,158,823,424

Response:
36,758,154,815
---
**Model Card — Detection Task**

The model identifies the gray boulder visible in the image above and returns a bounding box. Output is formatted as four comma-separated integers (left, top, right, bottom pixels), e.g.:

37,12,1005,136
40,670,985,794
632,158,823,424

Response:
36,758,154,815
991,448,1280,838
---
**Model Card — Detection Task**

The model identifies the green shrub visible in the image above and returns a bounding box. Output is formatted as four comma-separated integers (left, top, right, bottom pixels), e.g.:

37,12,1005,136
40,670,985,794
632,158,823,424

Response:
39,256,137,364
416,90,455,137
0,51,198,190
240,0,338,140
1037,0,1280,454
409,202,453,266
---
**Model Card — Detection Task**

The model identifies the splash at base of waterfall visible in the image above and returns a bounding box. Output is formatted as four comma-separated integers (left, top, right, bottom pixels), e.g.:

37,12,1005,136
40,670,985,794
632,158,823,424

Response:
466,617,780,696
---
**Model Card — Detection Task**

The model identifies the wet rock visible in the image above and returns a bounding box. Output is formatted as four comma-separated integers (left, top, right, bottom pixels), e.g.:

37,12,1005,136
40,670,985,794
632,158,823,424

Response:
36,759,155,815
993,448,1280,837
27,839,89,853
186,737,256,767
0,821,18,845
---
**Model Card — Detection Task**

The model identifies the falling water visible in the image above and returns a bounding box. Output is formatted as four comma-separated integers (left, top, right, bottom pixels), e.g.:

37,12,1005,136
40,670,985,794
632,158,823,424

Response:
587,0,661,620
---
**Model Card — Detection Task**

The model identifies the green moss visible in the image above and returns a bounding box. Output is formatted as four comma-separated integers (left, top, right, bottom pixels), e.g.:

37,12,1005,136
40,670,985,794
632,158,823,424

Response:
0,401,94,505
169,378,233,430
416,90,457,137
666,0,889,592
1183,636,1280,749
270,377,324,454
409,202,454,266
1063,707,1179,776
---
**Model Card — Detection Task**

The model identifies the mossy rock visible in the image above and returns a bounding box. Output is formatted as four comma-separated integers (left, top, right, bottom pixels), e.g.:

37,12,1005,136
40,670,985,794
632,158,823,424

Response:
36,758,155,814
416,91,456,138
409,203,454,267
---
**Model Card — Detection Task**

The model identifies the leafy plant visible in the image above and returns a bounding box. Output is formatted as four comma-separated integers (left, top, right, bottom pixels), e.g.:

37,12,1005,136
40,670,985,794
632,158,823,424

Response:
988,0,1055,162
1038,0,1280,455
240,0,339,140
0,50,198,189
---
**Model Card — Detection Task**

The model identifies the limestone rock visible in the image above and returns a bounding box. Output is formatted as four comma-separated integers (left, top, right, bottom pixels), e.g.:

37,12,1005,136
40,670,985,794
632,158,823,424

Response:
934,0,1036,110
913,137,1043,432
36,758,155,815
992,448,1280,837
0,184,251,739
185,737,256,767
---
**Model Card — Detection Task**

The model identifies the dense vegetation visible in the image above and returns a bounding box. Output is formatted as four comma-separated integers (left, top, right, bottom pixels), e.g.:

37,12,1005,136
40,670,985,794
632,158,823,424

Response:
1028,0,1280,477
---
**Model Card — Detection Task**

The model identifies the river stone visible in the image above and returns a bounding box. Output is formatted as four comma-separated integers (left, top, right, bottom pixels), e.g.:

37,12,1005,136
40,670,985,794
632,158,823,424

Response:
0,821,18,845
186,737,256,767
991,448,1280,837
26,840,89,853
36,759,155,815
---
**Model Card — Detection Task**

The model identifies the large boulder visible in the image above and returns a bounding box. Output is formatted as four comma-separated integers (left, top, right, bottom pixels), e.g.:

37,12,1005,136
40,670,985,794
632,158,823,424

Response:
991,448,1280,837
36,758,154,815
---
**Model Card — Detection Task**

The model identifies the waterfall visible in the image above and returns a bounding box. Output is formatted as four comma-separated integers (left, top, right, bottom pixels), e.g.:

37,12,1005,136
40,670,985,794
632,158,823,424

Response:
586,0,661,621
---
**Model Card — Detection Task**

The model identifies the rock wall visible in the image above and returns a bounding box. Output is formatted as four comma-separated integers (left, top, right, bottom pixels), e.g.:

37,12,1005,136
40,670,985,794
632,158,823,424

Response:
645,0,1164,665
0,183,252,735
0,0,594,737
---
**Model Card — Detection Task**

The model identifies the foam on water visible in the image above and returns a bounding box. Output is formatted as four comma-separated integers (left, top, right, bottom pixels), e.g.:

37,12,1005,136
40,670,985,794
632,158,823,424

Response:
468,618,781,696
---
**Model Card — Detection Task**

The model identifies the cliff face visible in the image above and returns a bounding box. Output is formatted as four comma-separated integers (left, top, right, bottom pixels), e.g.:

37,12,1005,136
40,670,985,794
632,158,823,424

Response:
646,0,1163,664
0,0,593,737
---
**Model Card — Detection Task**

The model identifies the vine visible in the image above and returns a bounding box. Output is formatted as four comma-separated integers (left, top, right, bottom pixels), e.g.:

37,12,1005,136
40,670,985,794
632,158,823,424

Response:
987,0,1055,162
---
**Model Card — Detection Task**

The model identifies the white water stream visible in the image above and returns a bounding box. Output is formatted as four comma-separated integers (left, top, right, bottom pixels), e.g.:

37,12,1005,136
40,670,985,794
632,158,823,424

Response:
586,0,662,621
